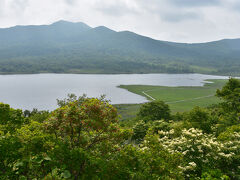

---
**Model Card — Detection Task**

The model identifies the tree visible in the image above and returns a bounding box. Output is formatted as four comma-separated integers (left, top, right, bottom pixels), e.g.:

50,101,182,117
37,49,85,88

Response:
185,107,216,133
45,97,122,148
216,78,240,113
137,100,171,122
215,78,240,132
132,120,171,143
0,103,24,134
132,120,149,143
44,97,131,178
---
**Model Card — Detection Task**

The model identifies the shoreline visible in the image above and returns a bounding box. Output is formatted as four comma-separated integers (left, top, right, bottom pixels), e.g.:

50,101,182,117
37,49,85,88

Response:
0,71,234,76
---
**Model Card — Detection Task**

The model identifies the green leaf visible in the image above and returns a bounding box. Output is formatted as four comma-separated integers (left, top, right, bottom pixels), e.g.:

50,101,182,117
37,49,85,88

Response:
44,156,51,161
15,161,24,167
37,159,44,164
61,170,71,179
19,176,27,180
52,168,59,176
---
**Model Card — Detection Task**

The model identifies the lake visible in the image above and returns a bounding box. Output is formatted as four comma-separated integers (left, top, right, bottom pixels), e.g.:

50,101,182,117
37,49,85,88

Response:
0,73,228,110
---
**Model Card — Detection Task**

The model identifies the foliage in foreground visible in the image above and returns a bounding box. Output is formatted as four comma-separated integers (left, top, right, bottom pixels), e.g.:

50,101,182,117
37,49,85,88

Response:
1,78,240,179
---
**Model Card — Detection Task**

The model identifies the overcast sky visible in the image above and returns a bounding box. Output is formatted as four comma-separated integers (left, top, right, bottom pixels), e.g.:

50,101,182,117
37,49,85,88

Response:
0,0,240,42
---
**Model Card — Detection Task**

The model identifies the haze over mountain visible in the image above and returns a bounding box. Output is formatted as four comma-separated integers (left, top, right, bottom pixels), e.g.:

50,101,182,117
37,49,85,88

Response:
0,20,239,75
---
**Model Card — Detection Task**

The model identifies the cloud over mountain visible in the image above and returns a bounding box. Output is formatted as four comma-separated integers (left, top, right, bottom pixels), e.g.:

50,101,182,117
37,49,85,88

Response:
0,0,239,42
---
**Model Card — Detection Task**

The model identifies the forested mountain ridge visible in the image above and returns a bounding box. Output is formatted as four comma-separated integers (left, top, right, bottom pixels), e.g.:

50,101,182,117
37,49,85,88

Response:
0,20,239,75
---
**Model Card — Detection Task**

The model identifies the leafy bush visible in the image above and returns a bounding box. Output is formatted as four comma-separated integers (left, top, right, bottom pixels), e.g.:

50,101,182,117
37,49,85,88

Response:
137,100,171,122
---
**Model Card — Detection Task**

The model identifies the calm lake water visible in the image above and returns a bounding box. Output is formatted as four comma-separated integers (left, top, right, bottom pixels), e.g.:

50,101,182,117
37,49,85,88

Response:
0,73,228,110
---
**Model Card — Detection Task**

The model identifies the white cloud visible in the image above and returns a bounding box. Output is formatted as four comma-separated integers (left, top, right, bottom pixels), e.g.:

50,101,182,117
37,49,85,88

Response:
0,0,239,43
169,0,220,7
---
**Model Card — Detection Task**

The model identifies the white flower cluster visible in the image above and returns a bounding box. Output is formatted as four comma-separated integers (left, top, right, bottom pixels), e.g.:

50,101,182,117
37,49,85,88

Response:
157,128,240,172
158,129,174,136
178,162,197,172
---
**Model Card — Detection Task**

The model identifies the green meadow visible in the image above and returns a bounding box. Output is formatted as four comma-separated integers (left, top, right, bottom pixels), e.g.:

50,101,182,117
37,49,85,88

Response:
117,79,227,120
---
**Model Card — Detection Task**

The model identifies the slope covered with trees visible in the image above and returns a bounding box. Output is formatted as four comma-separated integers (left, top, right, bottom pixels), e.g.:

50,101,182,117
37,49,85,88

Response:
0,20,240,75
1,79,240,179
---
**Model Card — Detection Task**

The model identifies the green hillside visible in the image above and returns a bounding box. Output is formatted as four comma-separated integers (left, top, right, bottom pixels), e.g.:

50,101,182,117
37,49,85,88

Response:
0,20,240,75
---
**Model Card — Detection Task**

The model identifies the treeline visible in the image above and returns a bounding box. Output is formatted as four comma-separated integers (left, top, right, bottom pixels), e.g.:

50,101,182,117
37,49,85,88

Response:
0,54,193,74
1,53,239,75
1,79,240,179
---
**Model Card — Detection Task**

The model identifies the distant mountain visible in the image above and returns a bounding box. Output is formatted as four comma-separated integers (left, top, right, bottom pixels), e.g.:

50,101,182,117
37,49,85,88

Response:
0,20,239,75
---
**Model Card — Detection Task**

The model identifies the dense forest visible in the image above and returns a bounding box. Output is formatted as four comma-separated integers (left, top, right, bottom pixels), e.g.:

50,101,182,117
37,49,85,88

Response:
0,21,240,75
1,78,240,179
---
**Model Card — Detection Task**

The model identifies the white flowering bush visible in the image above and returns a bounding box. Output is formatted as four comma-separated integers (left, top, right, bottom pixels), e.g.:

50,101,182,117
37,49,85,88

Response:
217,125,240,178
140,133,184,179
132,120,171,143
150,128,240,178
